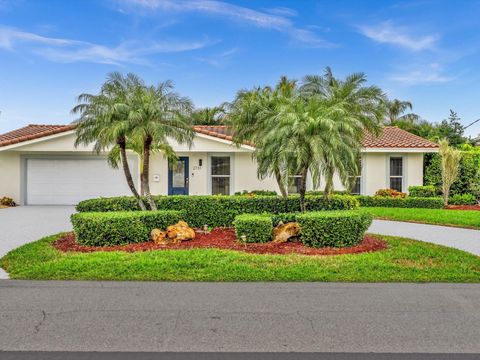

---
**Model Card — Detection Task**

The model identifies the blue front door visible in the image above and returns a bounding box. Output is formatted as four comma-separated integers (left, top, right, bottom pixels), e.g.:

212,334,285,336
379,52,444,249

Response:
168,157,189,195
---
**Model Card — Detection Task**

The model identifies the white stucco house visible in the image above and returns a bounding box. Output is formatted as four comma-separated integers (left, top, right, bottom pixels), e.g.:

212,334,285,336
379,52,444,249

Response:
0,124,439,205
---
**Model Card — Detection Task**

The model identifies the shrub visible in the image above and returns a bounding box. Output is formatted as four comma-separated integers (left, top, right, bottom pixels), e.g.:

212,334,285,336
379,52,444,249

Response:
296,211,372,248
356,196,444,209
375,189,407,198
76,194,359,227
71,210,185,246
408,185,437,198
234,190,277,196
233,214,273,243
0,197,15,206
449,193,478,205
271,212,299,226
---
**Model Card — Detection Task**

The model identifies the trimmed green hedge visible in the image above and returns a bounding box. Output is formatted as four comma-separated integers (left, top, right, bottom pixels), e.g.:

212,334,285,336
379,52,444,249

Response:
356,196,444,209
233,214,273,243
76,195,359,228
296,211,373,248
449,193,478,205
408,185,437,198
71,210,185,246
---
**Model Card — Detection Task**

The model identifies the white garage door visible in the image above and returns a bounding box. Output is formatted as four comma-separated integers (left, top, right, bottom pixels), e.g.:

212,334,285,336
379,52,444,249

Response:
26,158,137,205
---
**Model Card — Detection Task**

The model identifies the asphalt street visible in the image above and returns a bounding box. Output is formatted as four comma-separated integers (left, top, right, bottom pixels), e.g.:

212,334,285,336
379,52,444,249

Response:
1,281,480,353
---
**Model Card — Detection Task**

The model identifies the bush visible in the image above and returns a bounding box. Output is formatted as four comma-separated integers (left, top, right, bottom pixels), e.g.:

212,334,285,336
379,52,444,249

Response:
233,214,273,243
449,193,478,205
71,210,185,246
375,189,407,198
296,211,372,248
76,194,359,228
0,196,15,206
408,185,437,198
234,190,277,196
356,196,444,209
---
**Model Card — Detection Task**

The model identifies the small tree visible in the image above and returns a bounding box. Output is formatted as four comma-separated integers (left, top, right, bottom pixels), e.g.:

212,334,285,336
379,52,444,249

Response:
439,139,462,206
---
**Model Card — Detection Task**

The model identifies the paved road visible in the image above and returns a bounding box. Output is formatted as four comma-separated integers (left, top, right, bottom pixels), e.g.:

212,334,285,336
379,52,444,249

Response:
0,281,480,353
370,220,480,256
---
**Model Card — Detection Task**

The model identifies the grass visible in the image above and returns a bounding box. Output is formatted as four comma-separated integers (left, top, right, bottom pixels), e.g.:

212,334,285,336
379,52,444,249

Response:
1,233,479,282
364,207,480,229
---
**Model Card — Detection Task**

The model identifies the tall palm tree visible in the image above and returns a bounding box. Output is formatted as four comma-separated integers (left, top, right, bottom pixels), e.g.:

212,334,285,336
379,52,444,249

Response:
384,99,419,125
128,81,194,210
72,72,147,210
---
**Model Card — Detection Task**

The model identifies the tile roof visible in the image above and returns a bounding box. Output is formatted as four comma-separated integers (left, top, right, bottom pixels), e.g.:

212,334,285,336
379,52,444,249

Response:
0,124,75,147
0,124,438,149
362,126,439,149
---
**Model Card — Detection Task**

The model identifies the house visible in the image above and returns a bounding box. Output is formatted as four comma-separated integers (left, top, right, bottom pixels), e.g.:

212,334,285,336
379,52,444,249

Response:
0,124,439,205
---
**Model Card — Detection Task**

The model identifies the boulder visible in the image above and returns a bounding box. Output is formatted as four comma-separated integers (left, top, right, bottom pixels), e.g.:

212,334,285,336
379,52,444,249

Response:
166,221,196,243
272,222,300,243
150,228,167,245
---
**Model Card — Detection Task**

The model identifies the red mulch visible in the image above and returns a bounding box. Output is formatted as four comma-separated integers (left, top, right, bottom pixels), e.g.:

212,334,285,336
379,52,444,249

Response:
54,228,387,256
445,205,480,211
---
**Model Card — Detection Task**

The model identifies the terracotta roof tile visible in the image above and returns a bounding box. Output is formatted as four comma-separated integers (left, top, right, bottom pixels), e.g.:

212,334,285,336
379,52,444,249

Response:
0,124,75,147
0,124,438,149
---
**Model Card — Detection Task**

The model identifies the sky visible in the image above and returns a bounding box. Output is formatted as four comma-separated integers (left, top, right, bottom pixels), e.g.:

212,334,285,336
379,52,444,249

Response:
0,0,479,137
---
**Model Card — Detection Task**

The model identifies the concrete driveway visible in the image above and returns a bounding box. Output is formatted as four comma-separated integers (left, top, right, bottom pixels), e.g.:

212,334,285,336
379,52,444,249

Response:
0,206,75,277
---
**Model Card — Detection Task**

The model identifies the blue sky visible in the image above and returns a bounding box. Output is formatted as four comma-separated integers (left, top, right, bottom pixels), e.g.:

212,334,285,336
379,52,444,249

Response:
0,0,479,137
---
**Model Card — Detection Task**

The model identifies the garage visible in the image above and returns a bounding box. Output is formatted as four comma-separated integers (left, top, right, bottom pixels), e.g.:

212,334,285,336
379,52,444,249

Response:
25,157,137,205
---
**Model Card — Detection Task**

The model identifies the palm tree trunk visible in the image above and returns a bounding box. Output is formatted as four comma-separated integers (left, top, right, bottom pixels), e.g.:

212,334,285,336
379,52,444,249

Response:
298,167,309,212
274,167,288,198
118,138,146,211
142,136,157,211
323,167,334,199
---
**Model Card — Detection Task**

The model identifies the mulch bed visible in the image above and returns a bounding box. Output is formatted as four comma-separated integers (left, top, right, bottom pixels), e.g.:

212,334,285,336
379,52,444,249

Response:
445,205,480,211
54,228,387,256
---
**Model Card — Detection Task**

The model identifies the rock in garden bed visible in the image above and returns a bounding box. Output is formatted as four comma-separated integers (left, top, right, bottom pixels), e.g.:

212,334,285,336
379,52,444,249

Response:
54,228,387,256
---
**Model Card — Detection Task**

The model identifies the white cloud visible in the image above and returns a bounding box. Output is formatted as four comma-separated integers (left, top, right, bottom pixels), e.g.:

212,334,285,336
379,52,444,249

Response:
0,26,214,64
116,0,330,47
359,21,437,51
390,63,453,85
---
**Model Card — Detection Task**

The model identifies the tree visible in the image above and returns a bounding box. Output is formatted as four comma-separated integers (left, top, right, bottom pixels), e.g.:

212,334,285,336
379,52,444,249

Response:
191,105,226,125
228,70,386,211
72,72,148,211
434,110,466,148
384,99,419,125
438,139,462,206
128,81,194,210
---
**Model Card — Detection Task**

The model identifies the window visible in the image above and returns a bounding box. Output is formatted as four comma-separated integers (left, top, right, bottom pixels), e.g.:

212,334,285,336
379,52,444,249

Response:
211,156,230,195
389,157,403,192
288,176,302,194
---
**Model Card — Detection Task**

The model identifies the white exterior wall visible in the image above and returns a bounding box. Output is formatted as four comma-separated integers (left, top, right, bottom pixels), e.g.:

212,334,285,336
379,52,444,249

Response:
0,152,21,202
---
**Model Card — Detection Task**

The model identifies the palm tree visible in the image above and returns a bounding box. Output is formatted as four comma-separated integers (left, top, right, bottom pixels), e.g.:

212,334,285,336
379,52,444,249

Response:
384,99,419,125
439,139,462,206
191,105,226,125
72,72,147,210
128,81,194,210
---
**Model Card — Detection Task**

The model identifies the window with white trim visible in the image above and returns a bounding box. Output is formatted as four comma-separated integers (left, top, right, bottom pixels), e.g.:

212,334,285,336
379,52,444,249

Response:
389,157,403,192
350,159,362,195
211,156,230,195
288,175,302,194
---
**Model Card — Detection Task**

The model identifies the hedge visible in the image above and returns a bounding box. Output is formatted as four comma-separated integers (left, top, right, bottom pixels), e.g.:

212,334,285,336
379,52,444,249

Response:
449,193,478,205
408,185,437,198
296,211,373,248
71,210,185,246
356,196,444,209
233,214,273,243
76,195,359,228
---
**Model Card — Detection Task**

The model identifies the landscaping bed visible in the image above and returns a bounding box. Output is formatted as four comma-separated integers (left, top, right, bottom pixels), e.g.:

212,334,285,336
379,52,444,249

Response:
54,229,387,256
445,205,480,211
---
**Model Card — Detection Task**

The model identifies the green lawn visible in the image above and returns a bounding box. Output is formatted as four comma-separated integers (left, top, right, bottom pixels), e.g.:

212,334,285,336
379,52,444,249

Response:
1,233,479,282
364,207,480,229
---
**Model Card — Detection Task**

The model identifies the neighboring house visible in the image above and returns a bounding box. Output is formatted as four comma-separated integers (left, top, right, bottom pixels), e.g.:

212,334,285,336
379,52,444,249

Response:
0,124,439,205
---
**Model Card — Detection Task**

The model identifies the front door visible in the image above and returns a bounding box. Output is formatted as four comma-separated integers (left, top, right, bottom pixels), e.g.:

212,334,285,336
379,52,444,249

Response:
168,157,189,195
